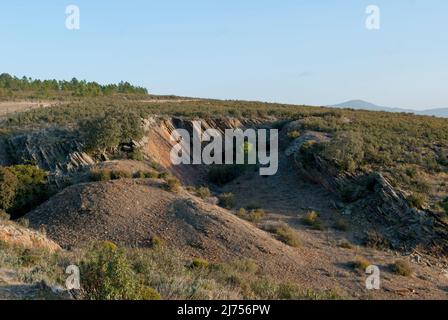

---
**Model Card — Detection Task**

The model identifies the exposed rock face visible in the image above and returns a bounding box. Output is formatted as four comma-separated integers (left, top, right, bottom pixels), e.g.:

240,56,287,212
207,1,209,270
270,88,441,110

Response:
0,129,94,174
289,131,448,256
343,173,448,254
285,131,331,157
1,117,265,182
141,116,267,185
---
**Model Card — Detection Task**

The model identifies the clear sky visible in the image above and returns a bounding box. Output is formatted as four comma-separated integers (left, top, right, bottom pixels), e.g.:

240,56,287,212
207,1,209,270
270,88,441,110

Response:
1,0,447,109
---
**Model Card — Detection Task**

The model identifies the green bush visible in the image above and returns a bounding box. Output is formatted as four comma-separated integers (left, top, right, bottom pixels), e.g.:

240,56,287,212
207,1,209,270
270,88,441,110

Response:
80,242,160,300
287,131,301,140
110,170,133,180
158,172,169,179
320,132,365,173
165,177,181,192
208,165,245,186
275,225,301,247
407,193,426,209
0,165,48,215
138,286,161,300
145,171,160,179
134,170,159,179
189,258,209,270
129,149,144,161
81,112,144,155
19,248,43,267
90,169,112,181
219,193,235,209
133,171,146,179
149,236,163,249
194,187,211,199
0,167,18,211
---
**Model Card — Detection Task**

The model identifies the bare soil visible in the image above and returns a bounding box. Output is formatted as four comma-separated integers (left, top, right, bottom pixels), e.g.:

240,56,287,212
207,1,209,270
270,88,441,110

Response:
0,101,55,118
222,152,448,299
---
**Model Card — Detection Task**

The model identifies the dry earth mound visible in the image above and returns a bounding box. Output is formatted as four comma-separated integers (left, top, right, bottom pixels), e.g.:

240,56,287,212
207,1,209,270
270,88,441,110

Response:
26,179,310,283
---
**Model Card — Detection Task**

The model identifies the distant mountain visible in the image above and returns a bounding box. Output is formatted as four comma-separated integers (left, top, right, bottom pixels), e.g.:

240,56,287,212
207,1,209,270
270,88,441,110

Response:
418,108,448,118
330,100,448,118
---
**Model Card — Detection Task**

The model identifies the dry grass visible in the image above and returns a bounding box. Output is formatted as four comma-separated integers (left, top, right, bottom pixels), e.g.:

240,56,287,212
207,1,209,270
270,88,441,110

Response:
263,222,301,247
236,208,266,223
164,177,181,192
302,211,325,230
219,193,235,209
194,187,211,199
351,257,370,272
390,260,413,277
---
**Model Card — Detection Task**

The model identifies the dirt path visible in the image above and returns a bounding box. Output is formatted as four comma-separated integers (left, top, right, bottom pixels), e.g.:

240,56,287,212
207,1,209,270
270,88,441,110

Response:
223,152,448,299
0,101,55,118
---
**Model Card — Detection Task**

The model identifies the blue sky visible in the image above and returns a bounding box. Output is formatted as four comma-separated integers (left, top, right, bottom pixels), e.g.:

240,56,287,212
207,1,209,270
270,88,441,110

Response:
1,0,447,109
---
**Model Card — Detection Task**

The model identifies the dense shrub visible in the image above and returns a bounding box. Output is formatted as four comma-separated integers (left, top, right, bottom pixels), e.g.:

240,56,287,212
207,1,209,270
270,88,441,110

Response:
81,112,144,155
274,224,301,247
90,169,111,181
80,242,160,300
189,258,210,270
0,165,48,215
134,170,159,179
129,148,144,161
0,167,19,211
407,193,427,209
218,193,235,209
165,177,181,192
320,132,365,173
149,236,164,249
110,170,133,180
208,165,247,186
194,187,211,199
287,130,301,140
